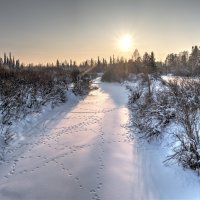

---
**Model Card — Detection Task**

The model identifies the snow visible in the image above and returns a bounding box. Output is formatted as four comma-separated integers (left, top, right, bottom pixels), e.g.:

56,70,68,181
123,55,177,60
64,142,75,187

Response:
0,94,64,146
161,75,200,84
0,77,200,200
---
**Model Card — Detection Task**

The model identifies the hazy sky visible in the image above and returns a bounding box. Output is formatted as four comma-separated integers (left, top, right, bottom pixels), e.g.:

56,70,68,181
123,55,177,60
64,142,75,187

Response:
0,0,200,64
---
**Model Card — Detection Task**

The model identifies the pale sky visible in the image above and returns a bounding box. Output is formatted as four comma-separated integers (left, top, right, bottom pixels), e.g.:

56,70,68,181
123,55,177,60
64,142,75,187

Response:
0,0,200,64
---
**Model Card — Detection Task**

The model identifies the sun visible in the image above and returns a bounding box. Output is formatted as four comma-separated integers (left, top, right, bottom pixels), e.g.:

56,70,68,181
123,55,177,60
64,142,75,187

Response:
118,34,133,51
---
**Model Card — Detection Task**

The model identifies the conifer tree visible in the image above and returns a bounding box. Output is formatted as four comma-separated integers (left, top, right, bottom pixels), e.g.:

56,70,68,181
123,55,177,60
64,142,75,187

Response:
4,53,6,65
56,59,60,67
0,58,3,67
149,52,156,72
109,56,113,65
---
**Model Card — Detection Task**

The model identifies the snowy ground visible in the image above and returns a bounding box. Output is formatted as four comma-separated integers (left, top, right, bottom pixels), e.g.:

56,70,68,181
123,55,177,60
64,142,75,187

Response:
0,77,200,200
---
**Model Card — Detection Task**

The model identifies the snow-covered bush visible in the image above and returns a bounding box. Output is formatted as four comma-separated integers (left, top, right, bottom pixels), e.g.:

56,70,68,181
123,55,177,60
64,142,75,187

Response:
71,70,91,96
165,79,200,173
128,75,175,141
128,75,200,173
0,67,71,145
0,66,93,147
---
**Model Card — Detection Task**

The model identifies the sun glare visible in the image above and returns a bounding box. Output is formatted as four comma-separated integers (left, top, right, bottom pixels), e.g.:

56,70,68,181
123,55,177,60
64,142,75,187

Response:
118,34,133,51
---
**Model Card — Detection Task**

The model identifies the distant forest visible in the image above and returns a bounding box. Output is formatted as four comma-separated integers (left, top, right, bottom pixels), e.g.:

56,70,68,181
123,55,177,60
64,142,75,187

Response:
1,45,200,81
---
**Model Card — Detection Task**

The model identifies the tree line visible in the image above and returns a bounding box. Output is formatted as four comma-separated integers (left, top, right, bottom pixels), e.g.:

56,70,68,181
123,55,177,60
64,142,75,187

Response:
1,45,200,77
